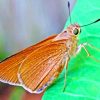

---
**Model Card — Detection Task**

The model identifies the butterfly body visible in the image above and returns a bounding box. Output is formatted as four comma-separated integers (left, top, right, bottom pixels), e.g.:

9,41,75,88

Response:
0,24,80,93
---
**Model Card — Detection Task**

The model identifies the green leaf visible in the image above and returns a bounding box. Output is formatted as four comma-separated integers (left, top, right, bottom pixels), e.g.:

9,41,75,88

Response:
43,0,100,100
9,87,24,100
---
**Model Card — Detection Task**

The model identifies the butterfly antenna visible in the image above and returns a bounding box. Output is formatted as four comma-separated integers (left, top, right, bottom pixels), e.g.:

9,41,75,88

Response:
80,19,100,27
67,1,72,24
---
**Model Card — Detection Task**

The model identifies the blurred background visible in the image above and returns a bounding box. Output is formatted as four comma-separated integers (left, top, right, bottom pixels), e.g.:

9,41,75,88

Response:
0,0,76,100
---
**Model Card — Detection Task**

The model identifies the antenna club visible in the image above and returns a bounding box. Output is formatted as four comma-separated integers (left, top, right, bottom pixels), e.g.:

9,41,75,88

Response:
68,1,70,7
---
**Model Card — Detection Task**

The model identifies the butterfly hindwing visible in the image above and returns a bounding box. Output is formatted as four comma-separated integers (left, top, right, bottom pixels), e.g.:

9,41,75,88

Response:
18,39,69,93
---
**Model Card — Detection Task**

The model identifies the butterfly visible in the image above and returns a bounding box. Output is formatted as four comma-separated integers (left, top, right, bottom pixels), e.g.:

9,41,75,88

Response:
0,1,100,94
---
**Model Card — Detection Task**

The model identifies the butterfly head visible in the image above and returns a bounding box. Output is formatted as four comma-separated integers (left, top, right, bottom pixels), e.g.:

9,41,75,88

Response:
53,24,81,41
66,24,81,36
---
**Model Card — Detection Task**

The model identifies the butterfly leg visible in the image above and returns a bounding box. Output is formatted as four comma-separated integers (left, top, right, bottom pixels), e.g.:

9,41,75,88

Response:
62,66,67,92
63,57,69,92
76,43,90,56
83,43,100,52
76,42,100,62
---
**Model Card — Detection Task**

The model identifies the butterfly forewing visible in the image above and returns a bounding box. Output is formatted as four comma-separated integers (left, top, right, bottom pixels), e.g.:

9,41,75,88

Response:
18,40,69,93
0,35,56,85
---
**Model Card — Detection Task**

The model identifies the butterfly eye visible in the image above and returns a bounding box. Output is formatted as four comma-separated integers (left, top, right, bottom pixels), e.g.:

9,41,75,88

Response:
73,28,79,35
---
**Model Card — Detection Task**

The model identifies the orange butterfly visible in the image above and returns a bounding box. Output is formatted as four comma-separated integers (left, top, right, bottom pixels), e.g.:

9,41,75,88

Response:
0,24,81,93
0,1,100,93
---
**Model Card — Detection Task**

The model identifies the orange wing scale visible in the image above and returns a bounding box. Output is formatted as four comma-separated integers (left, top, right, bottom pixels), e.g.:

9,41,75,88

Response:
0,35,56,85
0,34,70,93
18,40,69,93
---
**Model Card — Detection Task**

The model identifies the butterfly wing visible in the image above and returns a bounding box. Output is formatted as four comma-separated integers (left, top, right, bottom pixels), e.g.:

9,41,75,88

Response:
0,35,56,85
18,40,69,93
